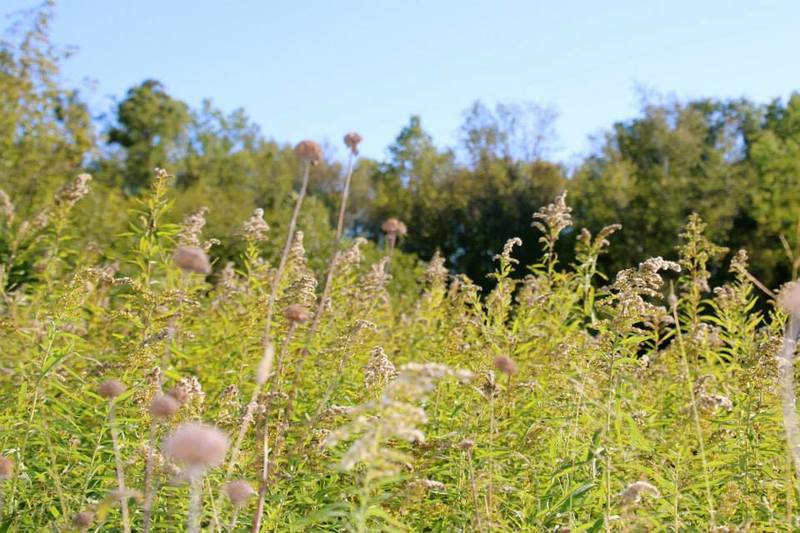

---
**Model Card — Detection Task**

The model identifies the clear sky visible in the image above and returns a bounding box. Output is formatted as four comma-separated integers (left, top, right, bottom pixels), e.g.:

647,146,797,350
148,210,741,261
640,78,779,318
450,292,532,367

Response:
4,0,799,163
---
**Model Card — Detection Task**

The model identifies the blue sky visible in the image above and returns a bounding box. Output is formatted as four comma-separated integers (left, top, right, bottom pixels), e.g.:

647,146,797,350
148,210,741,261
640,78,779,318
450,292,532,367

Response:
4,0,799,163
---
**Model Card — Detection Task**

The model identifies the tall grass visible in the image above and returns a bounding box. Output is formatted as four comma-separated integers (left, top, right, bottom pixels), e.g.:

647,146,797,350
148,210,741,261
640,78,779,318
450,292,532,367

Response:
0,136,799,532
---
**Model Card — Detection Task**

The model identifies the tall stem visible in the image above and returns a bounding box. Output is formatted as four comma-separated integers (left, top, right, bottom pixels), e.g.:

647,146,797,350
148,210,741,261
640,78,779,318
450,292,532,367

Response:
109,403,131,533
188,475,203,533
780,316,800,491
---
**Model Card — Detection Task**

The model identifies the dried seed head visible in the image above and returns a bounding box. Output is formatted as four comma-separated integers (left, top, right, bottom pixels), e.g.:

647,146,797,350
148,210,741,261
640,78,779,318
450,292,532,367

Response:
167,385,189,405
493,355,518,376
150,394,181,418
294,140,323,164
225,480,256,506
343,132,363,156
778,282,800,319
163,423,229,469
284,304,311,324
458,439,475,451
72,511,94,530
0,455,14,479
381,217,408,237
98,379,127,399
242,208,270,242
173,245,211,275
619,480,660,505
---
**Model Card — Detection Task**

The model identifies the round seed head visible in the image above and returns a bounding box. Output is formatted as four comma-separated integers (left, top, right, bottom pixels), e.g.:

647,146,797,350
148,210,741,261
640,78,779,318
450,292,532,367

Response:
0,455,14,479
284,304,311,324
493,355,517,376
343,132,363,155
163,422,229,469
98,379,127,399
294,140,323,164
381,217,407,237
458,439,475,451
72,511,94,530
173,245,211,275
150,394,181,418
167,385,189,405
225,480,256,506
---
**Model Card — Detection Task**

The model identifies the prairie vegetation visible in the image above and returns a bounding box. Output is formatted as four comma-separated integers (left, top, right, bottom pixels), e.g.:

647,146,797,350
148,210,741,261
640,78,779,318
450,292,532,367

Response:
2,5,800,532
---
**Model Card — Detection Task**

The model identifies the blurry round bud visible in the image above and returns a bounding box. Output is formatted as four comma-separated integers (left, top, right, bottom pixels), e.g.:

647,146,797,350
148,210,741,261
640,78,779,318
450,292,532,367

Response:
343,132,363,156
98,379,127,399
225,480,256,506
167,385,189,405
294,140,323,164
163,422,229,469
173,246,211,275
381,217,407,237
150,394,181,418
72,511,94,530
0,455,14,479
779,282,800,319
284,304,311,324
493,355,518,376
458,439,475,451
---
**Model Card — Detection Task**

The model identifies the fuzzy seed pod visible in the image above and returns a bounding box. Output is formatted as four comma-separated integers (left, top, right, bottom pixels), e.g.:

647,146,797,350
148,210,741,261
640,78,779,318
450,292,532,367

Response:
98,379,127,399
381,217,407,237
72,511,94,530
225,480,256,506
167,385,189,405
163,423,229,469
0,455,14,479
150,394,181,418
457,439,475,451
343,132,363,156
284,304,311,324
493,355,518,376
173,245,211,275
294,140,323,164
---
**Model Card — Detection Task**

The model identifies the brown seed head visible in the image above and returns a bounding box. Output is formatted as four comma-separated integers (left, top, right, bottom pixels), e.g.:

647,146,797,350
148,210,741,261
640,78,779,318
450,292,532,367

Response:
0,455,14,479
458,439,475,451
343,132,363,156
167,385,189,405
72,511,94,530
493,355,518,376
98,379,127,399
381,217,407,237
284,304,311,324
173,245,211,275
294,140,323,164
225,480,256,506
150,394,181,418
163,422,229,469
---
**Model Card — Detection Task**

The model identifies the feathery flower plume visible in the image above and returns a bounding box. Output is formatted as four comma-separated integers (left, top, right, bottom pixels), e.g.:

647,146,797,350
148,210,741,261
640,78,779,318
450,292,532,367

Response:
173,246,211,275
241,208,270,242
778,282,800,319
294,140,323,164
364,346,397,390
177,207,209,248
54,173,92,207
619,480,660,505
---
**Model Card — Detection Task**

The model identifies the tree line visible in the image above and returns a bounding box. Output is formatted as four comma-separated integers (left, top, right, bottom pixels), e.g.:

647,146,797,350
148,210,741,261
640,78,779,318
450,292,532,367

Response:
2,5,800,292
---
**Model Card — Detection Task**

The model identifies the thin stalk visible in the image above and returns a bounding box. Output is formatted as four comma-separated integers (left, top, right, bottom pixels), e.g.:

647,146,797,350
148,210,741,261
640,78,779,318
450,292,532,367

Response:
141,419,158,533
779,315,800,491
672,306,716,527
108,402,131,533
251,325,298,533
228,506,241,532
188,475,203,533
